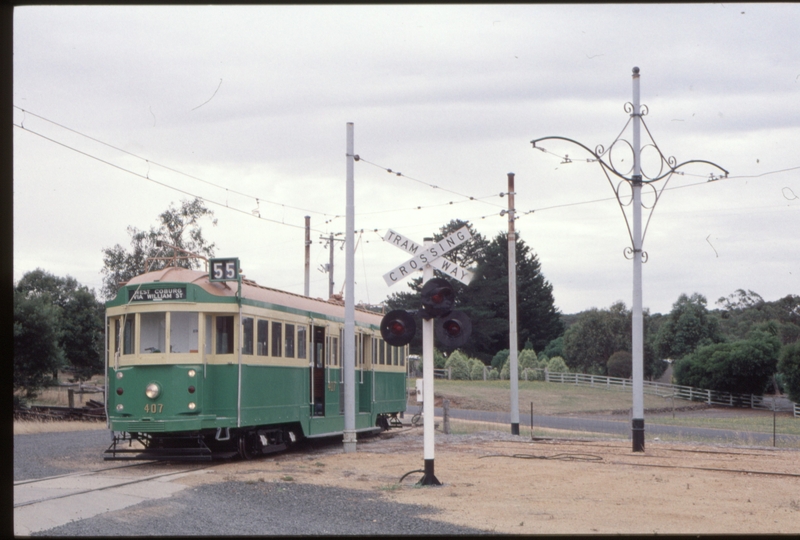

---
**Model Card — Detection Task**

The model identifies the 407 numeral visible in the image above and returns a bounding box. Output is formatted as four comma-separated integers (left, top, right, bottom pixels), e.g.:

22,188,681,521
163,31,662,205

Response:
144,403,163,414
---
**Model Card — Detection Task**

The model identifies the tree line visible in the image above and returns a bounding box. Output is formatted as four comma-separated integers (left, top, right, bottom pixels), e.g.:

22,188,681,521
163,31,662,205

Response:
14,198,800,406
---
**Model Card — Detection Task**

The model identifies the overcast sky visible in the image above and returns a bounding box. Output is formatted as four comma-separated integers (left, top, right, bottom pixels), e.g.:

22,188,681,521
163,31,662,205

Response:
12,4,800,316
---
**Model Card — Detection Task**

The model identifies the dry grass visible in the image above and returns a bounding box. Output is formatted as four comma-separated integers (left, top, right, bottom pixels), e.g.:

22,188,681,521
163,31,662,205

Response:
14,418,107,435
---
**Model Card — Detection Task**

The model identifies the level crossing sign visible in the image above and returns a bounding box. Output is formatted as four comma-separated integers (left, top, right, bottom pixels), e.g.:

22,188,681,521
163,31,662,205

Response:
382,227,475,286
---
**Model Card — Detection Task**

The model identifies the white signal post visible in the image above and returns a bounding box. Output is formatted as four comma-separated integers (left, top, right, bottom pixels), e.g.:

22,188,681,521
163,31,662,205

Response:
382,227,475,486
419,241,440,485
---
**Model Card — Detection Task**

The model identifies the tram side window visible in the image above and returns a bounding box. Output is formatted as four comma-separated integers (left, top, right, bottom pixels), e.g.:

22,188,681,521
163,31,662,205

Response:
379,340,385,365
170,312,198,353
242,317,254,355
123,318,135,354
331,336,339,366
257,320,269,356
297,326,307,359
205,315,212,354
216,316,234,354
285,324,295,358
272,321,282,357
371,337,379,366
399,346,405,366
140,312,166,353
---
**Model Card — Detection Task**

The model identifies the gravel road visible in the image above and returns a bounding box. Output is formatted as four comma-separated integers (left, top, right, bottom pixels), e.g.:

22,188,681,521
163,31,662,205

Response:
15,429,487,536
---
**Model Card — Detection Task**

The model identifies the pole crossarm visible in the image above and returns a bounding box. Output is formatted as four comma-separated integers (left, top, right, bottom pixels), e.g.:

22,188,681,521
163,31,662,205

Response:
530,127,728,255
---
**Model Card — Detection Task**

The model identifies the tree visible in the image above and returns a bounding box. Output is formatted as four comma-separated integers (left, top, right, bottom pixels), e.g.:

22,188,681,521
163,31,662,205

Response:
674,329,781,395
655,293,724,361
101,198,217,299
606,351,632,378
15,269,104,381
14,289,64,399
777,343,800,403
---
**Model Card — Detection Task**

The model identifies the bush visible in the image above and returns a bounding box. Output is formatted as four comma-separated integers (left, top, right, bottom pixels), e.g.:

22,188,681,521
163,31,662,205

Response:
434,349,447,369
445,350,471,380
491,349,510,371
487,368,499,380
518,349,538,371
606,351,632,378
777,342,800,403
674,331,780,394
469,358,486,380
546,356,569,373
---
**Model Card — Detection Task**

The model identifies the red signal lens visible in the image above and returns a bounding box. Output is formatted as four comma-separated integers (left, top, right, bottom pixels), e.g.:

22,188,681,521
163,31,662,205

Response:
431,292,444,304
390,321,405,335
443,320,462,336
116,387,124,395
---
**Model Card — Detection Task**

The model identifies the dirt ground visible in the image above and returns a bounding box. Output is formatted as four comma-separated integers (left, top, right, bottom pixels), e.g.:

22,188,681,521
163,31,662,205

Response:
176,427,800,535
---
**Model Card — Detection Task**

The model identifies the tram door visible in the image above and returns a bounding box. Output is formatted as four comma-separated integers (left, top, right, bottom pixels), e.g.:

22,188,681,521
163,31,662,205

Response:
311,326,326,416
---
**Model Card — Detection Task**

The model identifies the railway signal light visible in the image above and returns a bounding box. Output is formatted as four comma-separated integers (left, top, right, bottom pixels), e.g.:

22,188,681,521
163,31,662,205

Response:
420,277,455,320
380,309,417,347
435,310,472,350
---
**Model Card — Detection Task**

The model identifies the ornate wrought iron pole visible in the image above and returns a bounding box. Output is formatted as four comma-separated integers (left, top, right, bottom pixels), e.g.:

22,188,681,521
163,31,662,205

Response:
531,67,728,452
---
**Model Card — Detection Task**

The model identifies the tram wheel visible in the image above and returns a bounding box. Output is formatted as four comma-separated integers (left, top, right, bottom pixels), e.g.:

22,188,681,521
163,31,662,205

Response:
238,433,258,460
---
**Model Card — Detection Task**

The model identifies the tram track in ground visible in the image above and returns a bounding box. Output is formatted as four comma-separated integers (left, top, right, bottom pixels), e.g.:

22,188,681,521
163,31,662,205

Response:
13,462,217,509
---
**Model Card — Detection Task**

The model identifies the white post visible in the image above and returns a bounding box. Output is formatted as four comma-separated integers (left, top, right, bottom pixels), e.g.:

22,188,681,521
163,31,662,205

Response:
304,216,311,297
507,173,520,435
419,240,441,485
343,122,356,453
631,67,645,452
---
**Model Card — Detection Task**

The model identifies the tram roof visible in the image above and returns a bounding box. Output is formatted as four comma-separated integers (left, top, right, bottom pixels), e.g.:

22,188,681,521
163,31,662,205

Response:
121,266,384,322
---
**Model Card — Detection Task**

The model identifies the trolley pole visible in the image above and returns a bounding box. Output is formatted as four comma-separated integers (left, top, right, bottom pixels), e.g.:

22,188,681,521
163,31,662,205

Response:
343,122,356,453
506,172,520,436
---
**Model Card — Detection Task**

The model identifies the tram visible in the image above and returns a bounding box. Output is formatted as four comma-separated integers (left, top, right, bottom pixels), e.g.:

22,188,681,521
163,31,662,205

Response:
104,259,407,460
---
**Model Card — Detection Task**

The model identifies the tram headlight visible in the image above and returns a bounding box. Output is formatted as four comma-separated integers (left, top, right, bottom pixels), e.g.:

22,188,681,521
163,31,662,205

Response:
188,402,196,410
116,404,124,411
188,369,196,378
116,371,124,379
145,383,161,399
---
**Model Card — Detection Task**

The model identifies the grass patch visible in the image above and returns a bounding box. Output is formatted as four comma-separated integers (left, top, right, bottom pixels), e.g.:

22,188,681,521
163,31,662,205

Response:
426,379,668,415
647,414,800,436
14,419,107,435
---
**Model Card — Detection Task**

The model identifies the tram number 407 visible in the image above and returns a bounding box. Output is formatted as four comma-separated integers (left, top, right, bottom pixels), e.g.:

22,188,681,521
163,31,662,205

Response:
144,403,164,414
209,257,240,282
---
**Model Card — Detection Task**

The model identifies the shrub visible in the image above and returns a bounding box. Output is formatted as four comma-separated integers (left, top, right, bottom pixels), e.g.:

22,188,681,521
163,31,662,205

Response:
487,368,499,380
466,357,485,380
445,350,471,380
518,349,538,371
491,349,510,371
434,349,447,369
606,350,632,378
546,356,569,373
777,342,800,403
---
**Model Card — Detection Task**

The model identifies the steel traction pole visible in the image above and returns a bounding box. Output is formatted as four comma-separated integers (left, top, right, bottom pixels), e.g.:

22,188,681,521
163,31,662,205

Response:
304,216,311,297
631,68,645,452
529,66,728,454
507,172,520,435
343,122,356,453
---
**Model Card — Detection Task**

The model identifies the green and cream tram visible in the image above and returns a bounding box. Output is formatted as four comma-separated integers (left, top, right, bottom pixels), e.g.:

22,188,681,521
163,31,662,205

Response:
104,264,407,460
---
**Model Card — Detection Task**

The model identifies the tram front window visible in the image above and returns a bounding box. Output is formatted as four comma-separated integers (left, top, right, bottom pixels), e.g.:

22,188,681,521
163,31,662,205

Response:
140,312,166,353
169,312,199,353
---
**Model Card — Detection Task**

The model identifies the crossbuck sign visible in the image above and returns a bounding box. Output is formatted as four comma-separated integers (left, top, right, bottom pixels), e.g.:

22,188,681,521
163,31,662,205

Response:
382,226,475,286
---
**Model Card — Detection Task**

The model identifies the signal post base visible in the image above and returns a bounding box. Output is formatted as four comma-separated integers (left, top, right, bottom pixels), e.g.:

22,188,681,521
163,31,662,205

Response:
416,459,442,486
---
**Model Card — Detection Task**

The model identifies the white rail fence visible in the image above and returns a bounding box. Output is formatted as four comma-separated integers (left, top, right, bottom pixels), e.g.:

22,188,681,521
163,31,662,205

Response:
427,366,799,417
541,370,798,417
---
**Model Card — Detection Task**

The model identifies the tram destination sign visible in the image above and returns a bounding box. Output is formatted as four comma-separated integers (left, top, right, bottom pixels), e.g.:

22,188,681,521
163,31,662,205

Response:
129,287,187,302
382,226,474,286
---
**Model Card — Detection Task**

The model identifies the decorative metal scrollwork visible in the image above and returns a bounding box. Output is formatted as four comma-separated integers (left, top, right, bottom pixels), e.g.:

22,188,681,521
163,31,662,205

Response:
623,247,649,263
